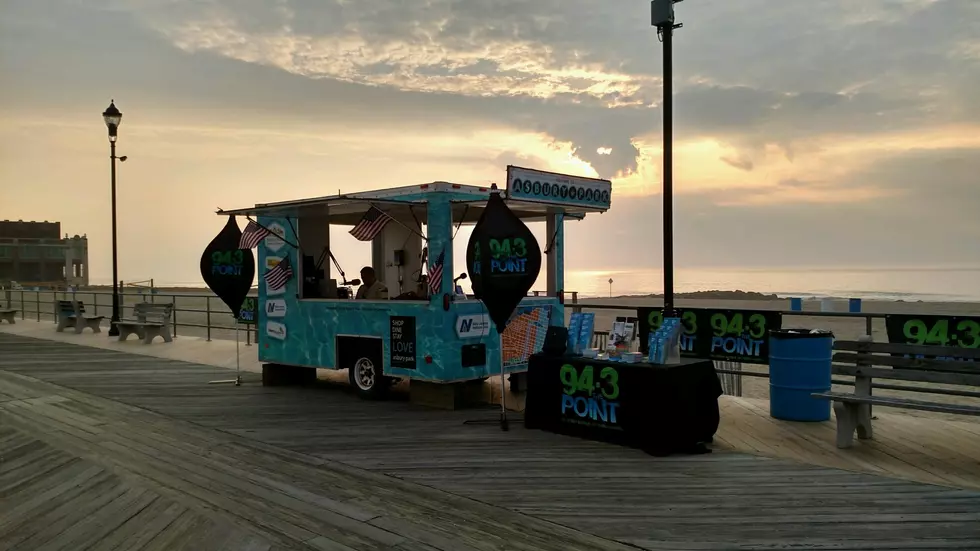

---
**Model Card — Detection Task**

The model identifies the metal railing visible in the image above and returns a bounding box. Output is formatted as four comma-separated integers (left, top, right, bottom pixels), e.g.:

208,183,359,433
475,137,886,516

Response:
2,288,258,344
0,286,935,349
3,288,976,399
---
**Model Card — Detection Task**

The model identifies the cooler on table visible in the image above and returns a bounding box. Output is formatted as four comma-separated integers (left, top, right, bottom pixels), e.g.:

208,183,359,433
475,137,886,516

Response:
768,329,834,422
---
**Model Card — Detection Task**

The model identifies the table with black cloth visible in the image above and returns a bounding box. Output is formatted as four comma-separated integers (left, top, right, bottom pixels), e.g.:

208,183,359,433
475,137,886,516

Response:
524,354,723,456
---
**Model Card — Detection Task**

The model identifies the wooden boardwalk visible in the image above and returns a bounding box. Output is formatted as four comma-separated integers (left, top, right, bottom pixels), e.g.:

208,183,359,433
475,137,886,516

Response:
5,319,979,490
716,396,980,492
2,333,980,550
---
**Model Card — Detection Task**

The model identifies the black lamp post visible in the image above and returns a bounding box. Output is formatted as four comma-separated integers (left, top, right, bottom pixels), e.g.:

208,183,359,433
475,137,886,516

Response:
102,101,127,336
652,0,682,317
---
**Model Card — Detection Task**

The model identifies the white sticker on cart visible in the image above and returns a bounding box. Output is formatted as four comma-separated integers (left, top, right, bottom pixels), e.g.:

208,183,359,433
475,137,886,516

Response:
456,314,491,338
265,223,286,252
266,321,287,340
265,299,287,317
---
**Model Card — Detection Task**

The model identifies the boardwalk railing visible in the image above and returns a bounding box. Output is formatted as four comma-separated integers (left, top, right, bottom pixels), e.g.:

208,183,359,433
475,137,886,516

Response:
2,289,259,344
4,288,973,398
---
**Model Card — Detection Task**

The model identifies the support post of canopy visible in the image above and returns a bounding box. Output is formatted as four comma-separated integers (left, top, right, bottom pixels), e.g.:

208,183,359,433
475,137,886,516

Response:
545,212,564,297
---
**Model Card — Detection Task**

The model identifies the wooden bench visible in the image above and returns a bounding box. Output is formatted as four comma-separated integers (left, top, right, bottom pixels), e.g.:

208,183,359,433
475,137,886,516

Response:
112,303,174,344
55,300,105,334
813,338,980,448
0,308,17,324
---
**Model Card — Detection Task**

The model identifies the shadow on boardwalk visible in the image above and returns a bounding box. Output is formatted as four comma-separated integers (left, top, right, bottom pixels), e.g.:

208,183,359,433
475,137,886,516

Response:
2,333,980,550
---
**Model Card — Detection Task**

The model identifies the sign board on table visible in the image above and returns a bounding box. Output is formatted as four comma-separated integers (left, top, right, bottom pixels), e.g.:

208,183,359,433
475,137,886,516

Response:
559,361,622,431
389,315,417,369
885,314,980,360
237,297,258,325
505,165,612,210
637,307,782,364
523,355,723,455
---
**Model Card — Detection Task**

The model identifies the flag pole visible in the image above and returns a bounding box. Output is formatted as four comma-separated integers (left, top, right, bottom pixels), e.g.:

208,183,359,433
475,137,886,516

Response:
209,314,245,386
244,215,300,249
235,322,241,386
499,332,509,431
369,204,428,242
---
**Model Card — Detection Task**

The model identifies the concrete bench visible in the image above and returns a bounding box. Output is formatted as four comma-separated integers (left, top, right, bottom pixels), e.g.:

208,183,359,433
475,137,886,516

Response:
0,309,17,324
813,338,980,448
55,300,105,334
112,302,174,344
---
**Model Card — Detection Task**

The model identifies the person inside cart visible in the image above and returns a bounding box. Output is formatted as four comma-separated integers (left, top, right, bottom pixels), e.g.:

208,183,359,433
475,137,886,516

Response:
355,266,389,300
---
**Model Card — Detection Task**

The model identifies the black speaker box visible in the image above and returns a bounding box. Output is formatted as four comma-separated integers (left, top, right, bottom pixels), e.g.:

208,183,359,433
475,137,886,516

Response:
542,326,570,356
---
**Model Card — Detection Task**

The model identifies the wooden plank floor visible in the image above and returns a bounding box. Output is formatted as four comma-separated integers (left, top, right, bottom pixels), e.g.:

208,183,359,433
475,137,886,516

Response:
0,424,279,551
716,397,980,492
3,333,980,550
6,318,980,491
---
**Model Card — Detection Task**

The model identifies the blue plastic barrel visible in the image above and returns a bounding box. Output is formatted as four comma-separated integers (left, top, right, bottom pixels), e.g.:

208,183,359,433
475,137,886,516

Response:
789,297,803,311
848,298,862,313
769,329,834,421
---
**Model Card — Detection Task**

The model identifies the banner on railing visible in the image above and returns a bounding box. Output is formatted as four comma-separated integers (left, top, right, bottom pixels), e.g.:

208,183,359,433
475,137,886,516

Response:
885,314,980,360
637,307,782,364
237,297,258,325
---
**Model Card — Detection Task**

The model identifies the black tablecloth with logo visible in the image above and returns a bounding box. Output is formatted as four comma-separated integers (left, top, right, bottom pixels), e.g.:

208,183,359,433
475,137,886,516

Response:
524,354,723,456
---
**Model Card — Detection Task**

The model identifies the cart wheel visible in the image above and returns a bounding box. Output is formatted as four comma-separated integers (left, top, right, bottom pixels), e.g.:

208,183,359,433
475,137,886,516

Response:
349,356,390,399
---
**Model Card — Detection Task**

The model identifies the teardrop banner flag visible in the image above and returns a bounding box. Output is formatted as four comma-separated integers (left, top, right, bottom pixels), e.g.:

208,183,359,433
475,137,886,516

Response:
200,216,256,317
466,189,542,332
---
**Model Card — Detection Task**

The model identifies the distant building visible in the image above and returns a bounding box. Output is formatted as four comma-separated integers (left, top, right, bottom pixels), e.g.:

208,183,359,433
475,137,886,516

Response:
0,220,89,287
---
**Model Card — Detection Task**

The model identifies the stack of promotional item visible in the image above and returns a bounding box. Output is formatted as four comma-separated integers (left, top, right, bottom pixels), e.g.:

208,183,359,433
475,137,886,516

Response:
648,317,683,364
567,312,596,355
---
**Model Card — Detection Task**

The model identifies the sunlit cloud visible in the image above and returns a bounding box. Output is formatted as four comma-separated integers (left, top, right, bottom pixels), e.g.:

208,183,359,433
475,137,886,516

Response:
151,16,656,103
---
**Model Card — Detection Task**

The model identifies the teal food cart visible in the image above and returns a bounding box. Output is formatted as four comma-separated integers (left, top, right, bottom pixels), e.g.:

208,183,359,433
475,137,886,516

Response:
218,166,612,399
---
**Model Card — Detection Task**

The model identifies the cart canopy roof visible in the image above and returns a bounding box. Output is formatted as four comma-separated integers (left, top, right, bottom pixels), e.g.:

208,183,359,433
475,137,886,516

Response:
216,182,603,225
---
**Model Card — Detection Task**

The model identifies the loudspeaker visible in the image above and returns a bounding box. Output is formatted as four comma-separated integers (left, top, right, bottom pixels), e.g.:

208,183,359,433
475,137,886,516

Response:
542,326,569,356
461,343,487,368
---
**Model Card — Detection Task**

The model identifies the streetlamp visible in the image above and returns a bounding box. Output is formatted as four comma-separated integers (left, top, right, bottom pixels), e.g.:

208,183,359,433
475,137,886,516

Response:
102,100,127,336
652,0,683,316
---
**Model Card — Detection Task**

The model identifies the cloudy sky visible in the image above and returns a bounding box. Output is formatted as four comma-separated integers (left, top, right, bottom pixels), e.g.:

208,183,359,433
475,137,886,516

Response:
2,0,979,288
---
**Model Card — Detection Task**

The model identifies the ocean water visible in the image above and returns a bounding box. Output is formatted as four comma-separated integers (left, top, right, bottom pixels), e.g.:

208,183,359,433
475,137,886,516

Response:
131,265,980,303
565,266,980,302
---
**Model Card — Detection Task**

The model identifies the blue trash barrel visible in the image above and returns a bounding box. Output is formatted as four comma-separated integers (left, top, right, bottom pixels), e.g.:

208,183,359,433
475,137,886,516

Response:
769,329,834,421
789,297,803,311
848,298,862,313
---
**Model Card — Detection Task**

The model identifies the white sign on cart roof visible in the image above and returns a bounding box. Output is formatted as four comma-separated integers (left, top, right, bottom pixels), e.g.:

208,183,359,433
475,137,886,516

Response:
505,166,612,210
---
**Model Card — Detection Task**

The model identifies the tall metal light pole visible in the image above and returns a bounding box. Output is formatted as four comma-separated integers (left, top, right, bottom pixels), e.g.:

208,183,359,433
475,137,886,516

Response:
102,101,127,336
652,0,682,316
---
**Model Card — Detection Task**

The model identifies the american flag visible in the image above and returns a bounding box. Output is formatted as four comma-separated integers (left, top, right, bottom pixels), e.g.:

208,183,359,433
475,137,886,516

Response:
264,256,293,291
239,220,272,250
428,249,444,296
349,206,393,242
